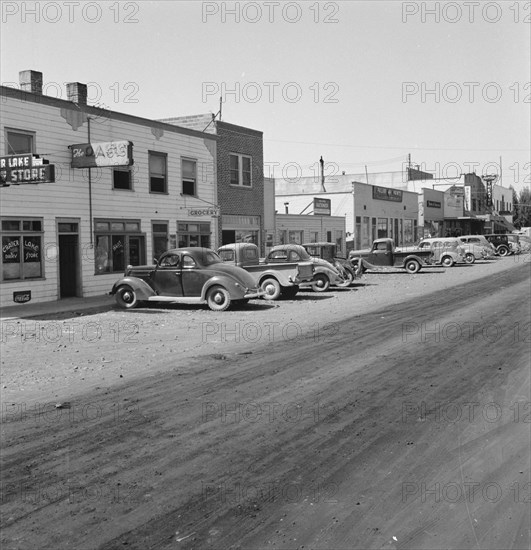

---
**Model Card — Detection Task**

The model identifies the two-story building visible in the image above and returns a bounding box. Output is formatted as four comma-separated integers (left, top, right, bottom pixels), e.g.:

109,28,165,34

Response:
0,71,217,307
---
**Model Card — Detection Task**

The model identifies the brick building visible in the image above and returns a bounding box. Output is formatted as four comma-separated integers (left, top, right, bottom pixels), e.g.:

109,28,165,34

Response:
160,115,265,253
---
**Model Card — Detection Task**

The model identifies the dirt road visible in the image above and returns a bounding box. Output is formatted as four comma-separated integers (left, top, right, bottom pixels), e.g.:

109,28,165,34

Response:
1,258,530,549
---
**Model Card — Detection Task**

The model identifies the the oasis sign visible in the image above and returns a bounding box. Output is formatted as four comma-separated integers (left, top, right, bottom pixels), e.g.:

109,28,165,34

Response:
0,154,55,185
70,141,133,168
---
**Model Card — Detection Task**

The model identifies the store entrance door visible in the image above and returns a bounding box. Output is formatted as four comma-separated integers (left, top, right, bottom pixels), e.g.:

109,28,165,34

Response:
59,234,79,297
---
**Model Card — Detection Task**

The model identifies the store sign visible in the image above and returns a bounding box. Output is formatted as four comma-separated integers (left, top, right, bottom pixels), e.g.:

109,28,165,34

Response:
70,140,133,168
188,208,218,217
485,180,493,207
464,187,471,211
426,200,441,209
372,186,403,202
313,197,331,216
13,290,31,304
0,154,55,185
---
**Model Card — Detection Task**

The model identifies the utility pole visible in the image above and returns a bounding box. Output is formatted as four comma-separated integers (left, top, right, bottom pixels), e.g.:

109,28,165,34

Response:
320,156,326,192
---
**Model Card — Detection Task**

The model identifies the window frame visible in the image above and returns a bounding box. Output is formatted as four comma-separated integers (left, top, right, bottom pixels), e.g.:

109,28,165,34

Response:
229,153,252,188
94,218,145,274
181,157,197,197
113,166,134,191
148,151,168,194
5,128,35,155
1,217,44,281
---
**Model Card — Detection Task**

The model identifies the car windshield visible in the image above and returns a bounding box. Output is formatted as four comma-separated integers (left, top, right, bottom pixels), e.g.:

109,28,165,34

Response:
218,250,234,262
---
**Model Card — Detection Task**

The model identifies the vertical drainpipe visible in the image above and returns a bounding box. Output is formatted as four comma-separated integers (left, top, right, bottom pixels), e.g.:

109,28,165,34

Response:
88,117,93,245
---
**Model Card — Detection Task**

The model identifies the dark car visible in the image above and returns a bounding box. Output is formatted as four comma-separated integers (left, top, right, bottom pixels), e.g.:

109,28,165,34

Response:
110,247,263,311
484,234,512,256
302,242,360,286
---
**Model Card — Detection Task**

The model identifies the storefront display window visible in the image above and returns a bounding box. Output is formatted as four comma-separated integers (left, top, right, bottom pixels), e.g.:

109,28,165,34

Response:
94,219,145,273
377,218,388,238
1,218,43,280
177,223,210,248
288,231,303,245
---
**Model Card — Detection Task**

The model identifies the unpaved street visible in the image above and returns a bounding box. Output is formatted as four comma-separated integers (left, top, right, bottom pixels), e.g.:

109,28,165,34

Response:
1,258,530,549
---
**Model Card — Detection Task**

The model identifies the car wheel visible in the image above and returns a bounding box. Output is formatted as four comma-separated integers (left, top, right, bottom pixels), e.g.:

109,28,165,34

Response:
282,286,299,299
335,266,355,287
404,260,421,274
465,253,475,264
115,285,139,309
497,245,509,257
312,273,330,292
261,277,282,300
206,285,231,311
441,255,454,267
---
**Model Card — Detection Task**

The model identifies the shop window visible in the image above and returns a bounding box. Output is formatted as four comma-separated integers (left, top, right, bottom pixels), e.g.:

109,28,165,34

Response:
335,230,343,252
5,129,35,155
327,231,332,242
377,218,388,239
310,231,319,243
94,218,145,273
177,223,210,248
230,154,252,187
278,230,287,245
152,222,169,260
235,229,258,245
403,219,414,244
1,218,43,280
149,151,167,193
288,231,303,245
113,167,132,190
182,158,197,196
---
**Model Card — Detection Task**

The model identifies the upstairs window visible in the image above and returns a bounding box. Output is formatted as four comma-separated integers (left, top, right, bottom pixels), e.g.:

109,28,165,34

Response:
113,167,133,190
149,151,167,193
182,158,197,196
5,129,35,154
230,154,252,187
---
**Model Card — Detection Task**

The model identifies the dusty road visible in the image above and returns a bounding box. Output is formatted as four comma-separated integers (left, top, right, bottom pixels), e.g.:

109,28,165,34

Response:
1,258,530,549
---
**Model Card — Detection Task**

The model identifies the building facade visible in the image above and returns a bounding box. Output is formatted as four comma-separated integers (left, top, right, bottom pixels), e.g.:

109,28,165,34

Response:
0,72,217,307
160,115,265,253
275,175,419,250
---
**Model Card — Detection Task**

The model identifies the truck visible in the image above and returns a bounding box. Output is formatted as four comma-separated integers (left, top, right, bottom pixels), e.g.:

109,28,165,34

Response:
217,242,314,300
348,238,433,274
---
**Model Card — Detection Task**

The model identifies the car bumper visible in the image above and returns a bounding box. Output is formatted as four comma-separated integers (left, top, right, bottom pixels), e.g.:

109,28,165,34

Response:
244,289,266,299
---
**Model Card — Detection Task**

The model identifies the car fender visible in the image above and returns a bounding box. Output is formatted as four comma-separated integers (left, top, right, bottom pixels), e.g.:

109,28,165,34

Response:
313,264,343,284
110,277,156,301
401,253,431,266
257,268,297,287
200,275,248,300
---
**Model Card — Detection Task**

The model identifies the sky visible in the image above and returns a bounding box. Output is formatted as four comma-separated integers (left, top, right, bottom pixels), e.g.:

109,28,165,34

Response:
1,0,530,192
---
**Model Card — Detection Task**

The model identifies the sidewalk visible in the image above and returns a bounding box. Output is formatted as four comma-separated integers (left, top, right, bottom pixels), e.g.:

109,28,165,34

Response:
0,294,115,321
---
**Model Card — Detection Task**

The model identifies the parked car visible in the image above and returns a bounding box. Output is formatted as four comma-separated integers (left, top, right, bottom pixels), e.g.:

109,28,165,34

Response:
457,236,496,263
217,242,314,300
484,234,513,256
516,234,531,253
348,238,433,274
417,237,466,267
302,242,361,287
460,235,497,257
506,234,522,255
110,247,263,311
266,244,344,292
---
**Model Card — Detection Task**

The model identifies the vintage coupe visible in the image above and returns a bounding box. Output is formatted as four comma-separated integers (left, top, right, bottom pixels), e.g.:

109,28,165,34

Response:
110,247,263,311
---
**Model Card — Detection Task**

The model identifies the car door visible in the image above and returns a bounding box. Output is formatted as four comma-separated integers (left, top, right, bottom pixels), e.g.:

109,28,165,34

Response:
369,241,391,266
150,253,184,297
181,254,210,297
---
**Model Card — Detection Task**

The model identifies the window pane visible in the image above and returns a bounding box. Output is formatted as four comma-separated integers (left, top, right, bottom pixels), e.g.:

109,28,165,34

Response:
7,132,33,154
2,236,21,280
111,222,125,231
153,223,167,233
95,222,109,231
242,157,251,172
182,180,195,196
112,235,125,272
125,222,139,231
23,236,42,277
188,224,199,232
150,177,166,193
199,224,210,233
200,235,210,247
178,224,188,232
113,169,131,190
149,153,165,174
2,220,20,231
182,159,196,179
95,235,110,273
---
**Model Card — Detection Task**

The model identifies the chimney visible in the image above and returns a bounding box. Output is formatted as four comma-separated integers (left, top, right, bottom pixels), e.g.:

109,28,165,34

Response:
66,82,87,105
284,202,289,214
19,70,43,95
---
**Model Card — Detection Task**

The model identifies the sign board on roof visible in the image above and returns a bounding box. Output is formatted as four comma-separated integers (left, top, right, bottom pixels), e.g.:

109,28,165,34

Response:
70,141,133,168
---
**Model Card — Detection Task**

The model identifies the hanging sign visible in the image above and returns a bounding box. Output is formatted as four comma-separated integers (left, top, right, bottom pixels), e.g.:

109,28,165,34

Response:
70,140,133,168
0,154,55,185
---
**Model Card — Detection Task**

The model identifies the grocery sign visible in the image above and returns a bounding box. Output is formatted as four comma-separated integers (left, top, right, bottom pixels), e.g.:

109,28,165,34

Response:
313,197,331,215
0,154,55,185
70,140,133,168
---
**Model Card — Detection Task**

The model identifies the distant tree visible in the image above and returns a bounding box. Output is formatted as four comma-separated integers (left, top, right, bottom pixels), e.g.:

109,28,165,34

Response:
511,187,520,228
515,188,531,228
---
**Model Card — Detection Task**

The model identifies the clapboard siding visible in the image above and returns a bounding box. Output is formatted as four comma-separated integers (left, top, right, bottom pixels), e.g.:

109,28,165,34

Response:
1,90,217,307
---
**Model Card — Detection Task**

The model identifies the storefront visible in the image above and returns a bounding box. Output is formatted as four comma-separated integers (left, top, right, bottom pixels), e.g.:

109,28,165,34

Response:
419,189,445,238
221,214,261,247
